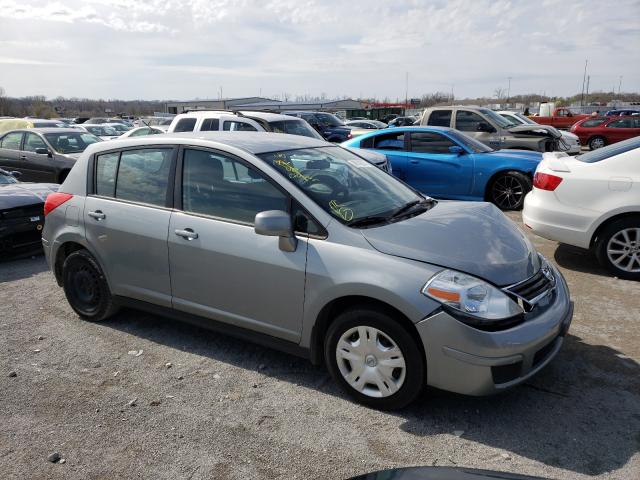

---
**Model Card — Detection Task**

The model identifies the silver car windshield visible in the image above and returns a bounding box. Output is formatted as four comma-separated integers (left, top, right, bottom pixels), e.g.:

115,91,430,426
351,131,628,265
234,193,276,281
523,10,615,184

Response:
259,146,424,225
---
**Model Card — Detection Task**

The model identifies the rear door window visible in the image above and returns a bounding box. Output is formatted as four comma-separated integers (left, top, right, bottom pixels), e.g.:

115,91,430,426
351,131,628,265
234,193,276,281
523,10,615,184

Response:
370,131,405,151
607,118,634,128
95,152,120,197
427,110,452,127
0,132,23,150
581,119,606,128
174,118,197,132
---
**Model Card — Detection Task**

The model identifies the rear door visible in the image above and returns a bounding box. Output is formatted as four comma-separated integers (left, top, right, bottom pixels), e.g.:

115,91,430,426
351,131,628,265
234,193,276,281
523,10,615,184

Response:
84,146,176,307
605,118,639,143
220,116,263,131
21,132,56,182
425,109,452,127
360,130,409,180
168,147,307,342
406,131,473,196
0,132,25,177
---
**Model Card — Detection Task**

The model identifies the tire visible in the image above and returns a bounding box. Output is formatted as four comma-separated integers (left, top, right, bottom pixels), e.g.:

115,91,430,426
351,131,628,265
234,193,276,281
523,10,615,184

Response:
62,249,119,321
594,217,640,280
324,307,425,410
488,171,532,210
588,136,606,150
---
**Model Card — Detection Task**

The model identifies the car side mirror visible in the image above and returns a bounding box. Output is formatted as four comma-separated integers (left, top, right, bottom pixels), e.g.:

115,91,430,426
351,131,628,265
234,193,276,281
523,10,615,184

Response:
9,170,22,178
35,148,51,156
477,122,495,133
255,210,297,252
448,145,464,155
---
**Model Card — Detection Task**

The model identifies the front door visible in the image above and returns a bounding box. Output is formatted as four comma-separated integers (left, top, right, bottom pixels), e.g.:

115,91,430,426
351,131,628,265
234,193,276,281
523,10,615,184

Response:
168,147,307,342
406,131,473,197
21,132,56,182
455,110,501,149
84,147,175,307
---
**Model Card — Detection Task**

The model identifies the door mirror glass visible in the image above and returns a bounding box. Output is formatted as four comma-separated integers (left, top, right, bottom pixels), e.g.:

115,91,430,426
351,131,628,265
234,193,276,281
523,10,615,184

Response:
448,145,464,154
35,148,50,155
255,210,297,252
477,122,495,133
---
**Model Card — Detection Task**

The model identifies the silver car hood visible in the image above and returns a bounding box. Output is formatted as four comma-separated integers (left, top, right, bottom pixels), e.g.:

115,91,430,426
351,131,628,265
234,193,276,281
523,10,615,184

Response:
360,201,540,286
508,124,562,139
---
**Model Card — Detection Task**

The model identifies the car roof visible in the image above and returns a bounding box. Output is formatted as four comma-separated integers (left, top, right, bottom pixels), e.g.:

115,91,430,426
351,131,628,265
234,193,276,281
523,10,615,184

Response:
86,132,329,155
4,128,84,134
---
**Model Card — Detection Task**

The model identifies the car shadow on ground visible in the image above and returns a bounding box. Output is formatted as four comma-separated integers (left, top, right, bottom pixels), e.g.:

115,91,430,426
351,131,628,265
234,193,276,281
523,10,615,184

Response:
101,309,640,476
553,243,612,277
0,251,49,283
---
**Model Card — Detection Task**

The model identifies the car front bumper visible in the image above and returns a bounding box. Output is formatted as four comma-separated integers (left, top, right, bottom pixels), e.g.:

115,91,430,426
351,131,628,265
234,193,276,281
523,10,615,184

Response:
415,264,572,396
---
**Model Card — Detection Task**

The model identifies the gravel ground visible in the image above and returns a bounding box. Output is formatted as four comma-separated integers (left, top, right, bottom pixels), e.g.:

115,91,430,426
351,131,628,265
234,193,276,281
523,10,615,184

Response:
1,211,639,480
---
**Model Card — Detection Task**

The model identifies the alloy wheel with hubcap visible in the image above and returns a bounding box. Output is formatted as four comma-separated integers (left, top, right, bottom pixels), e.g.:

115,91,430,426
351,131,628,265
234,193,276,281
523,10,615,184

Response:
490,172,531,210
589,136,606,150
606,228,640,274
335,326,406,398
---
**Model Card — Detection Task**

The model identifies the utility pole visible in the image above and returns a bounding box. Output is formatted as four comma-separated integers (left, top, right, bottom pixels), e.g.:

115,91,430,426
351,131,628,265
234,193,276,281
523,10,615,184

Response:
585,75,590,103
618,76,623,95
404,72,409,113
450,84,454,105
580,59,588,106
507,77,512,104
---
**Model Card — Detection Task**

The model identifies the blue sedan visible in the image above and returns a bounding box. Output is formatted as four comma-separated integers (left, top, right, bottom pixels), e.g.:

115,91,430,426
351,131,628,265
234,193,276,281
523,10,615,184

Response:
342,126,543,210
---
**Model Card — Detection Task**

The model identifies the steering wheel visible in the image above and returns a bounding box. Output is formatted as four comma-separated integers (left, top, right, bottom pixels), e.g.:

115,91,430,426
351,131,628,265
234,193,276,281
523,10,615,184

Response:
302,173,348,202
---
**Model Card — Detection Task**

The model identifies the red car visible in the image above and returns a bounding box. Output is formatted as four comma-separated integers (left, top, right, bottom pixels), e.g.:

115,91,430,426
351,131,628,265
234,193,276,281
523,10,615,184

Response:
570,116,640,150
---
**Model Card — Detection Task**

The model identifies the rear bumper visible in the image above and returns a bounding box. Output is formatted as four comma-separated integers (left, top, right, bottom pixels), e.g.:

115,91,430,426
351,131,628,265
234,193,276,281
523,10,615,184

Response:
416,264,572,396
0,218,44,255
522,190,593,249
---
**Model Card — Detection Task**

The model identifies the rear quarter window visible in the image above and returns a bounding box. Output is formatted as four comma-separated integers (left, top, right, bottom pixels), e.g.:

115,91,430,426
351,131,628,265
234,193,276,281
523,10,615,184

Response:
578,137,640,163
580,119,606,128
427,110,452,127
174,118,197,132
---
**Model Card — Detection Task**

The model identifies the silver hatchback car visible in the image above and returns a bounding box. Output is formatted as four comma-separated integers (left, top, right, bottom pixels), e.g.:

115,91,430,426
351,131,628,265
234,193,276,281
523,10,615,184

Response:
42,132,573,409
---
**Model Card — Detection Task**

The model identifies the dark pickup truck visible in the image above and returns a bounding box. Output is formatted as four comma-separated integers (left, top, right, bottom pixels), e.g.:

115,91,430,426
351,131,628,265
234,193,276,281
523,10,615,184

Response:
283,111,354,142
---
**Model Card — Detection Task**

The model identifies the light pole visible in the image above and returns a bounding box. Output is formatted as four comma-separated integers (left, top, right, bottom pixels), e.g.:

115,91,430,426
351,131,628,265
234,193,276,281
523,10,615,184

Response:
618,76,623,95
580,59,588,106
507,77,512,104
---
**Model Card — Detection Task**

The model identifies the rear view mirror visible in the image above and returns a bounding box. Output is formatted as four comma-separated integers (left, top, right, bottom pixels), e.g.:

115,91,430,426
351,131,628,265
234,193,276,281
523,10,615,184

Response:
255,210,297,252
35,148,51,156
448,145,464,155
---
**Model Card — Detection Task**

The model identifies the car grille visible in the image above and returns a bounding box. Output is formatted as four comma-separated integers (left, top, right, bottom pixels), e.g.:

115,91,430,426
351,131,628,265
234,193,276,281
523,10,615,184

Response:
503,266,555,311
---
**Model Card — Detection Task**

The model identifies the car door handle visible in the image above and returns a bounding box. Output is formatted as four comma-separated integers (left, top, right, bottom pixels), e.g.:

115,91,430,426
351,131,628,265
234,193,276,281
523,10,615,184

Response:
409,159,419,164
20,155,27,160
88,210,106,220
175,228,198,240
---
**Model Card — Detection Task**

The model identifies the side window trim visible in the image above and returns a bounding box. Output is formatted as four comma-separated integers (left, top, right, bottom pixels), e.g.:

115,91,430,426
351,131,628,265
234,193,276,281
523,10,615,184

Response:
89,145,178,209
175,145,325,237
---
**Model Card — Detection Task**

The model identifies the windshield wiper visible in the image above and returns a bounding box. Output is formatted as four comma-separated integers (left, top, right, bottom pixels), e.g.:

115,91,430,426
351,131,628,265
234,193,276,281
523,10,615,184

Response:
390,198,434,219
346,215,391,228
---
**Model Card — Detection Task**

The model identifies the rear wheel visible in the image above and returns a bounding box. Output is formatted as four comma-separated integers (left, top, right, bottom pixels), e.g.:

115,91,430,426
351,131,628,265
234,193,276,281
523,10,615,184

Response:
62,249,118,321
324,307,425,410
595,218,640,280
588,136,606,150
489,171,532,210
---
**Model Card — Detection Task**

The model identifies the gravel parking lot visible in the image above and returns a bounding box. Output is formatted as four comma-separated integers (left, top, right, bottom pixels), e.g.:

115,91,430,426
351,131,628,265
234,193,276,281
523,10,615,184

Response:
1,211,638,480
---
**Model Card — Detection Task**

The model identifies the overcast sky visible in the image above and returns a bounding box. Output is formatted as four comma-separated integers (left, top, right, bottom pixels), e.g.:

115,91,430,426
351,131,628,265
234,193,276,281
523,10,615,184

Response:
0,0,638,101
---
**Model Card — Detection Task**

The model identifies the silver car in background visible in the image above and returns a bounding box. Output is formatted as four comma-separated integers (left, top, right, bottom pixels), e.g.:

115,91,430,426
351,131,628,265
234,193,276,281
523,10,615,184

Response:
42,133,572,409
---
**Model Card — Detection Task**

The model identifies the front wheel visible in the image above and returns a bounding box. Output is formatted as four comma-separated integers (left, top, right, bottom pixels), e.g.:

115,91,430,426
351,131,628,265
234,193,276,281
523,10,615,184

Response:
595,218,640,280
489,171,532,210
324,307,425,410
62,249,118,321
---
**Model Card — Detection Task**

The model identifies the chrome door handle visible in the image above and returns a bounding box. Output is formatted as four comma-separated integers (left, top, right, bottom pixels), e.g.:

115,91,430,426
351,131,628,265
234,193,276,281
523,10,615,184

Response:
88,210,106,220
175,228,198,240
20,155,27,160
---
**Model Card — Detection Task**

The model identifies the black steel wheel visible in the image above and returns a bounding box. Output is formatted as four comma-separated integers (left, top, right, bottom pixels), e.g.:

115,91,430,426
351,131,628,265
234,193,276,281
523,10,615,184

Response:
62,249,118,321
489,171,532,210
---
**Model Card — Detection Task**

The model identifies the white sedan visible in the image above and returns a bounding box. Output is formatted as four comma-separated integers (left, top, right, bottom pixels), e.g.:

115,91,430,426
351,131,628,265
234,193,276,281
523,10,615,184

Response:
118,126,167,138
523,137,640,279
498,111,581,154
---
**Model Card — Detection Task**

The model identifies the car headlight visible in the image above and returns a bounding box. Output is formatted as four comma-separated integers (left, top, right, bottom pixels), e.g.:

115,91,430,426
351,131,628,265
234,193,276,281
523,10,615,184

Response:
422,269,524,329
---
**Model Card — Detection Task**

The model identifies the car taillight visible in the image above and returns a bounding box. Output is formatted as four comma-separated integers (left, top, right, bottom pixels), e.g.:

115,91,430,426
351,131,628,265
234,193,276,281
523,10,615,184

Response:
44,192,73,216
533,173,563,191
347,133,352,139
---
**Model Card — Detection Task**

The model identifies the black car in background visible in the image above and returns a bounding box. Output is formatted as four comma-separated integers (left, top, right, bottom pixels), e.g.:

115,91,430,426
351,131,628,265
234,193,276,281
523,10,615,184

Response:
388,115,418,127
0,168,57,257
283,111,354,142
0,128,101,183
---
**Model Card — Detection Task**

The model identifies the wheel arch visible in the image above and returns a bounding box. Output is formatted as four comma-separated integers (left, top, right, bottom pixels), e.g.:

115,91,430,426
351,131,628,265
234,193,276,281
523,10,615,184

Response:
308,295,426,366
53,241,87,285
590,211,640,248
483,168,533,202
